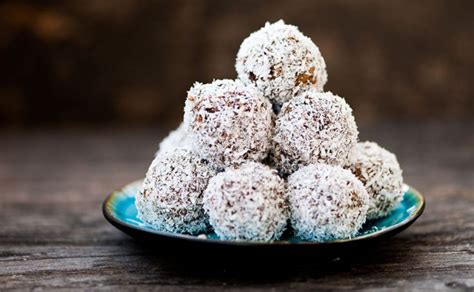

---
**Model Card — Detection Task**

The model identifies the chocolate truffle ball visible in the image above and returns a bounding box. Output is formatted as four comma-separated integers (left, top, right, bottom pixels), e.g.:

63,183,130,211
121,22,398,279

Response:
203,162,288,241
236,20,327,106
184,79,273,169
288,163,369,241
136,148,217,235
348,141,404,220
155,122,192,157
271,91,358,175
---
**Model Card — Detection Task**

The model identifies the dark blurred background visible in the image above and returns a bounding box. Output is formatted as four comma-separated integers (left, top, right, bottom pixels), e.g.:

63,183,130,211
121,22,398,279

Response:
1,0,473,129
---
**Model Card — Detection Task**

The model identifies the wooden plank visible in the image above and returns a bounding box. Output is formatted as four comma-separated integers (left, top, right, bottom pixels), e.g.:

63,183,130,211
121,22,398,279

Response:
0,123,473,290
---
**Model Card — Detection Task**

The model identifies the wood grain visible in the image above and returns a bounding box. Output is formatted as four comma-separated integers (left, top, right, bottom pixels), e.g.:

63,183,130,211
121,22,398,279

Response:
0,122,473,290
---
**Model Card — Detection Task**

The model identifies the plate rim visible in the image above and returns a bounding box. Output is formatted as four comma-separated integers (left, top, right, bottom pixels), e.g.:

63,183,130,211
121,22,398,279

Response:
103,179,425,247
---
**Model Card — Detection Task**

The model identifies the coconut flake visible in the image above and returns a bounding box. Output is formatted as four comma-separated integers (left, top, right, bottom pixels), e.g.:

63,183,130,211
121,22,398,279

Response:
348,141,404,220
271,91,358,175
236,20,327,106
287,163,369,241
136,148,217,235
203,162,288,241
184,79,273,169
155,122,192,157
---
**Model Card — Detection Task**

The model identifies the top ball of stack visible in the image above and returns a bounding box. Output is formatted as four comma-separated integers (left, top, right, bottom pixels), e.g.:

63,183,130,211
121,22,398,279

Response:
236,20,328,107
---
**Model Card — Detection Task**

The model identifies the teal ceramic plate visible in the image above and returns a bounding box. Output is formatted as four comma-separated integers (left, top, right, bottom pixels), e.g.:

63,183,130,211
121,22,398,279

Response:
103,180,425,247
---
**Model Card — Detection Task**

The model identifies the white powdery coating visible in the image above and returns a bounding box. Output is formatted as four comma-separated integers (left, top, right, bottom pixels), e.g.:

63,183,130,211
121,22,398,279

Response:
136,148,217,235
184,79,273,169
155,122,192,157
236,20,327,106
348,141,404,220
271,91,358,175
288,163,369,241
203,162,289,241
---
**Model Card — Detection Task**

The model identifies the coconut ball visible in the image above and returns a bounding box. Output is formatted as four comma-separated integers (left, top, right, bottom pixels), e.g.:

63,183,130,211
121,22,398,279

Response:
203,162,288,241
348,141,404,220
184,79,273,169
236,20,327,106
288,163,369,241
136,148,217,235
271,91,358,175
155,122,192,157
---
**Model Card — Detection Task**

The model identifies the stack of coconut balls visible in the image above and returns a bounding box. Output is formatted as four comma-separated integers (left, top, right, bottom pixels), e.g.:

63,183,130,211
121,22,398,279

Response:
137,20,404,242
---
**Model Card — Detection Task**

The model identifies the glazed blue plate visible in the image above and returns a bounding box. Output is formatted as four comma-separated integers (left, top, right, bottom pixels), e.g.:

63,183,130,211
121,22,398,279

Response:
103,180,425,247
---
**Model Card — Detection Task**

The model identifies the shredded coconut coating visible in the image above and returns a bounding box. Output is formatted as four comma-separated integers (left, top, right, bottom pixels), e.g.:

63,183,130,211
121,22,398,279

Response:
136,148,217,235
348,141,404,220
184,79,273,169
270,91,358,175
203,162,289,241
155,122,192,157
236,20,327,106
287,163,369,241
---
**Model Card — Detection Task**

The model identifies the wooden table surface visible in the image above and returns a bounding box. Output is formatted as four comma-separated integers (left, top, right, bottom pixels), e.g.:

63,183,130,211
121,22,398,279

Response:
1,122,473,291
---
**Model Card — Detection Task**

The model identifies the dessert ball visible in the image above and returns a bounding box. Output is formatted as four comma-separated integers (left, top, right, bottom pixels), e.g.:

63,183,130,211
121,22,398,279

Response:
155,122,192,156
236,20,327,106
288,163,369,241
348,141,404,220
203,162,288,241
136,148,217,235
271,91,358,175
184,79,273,169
